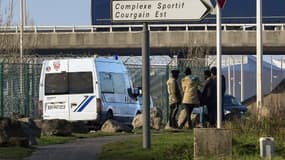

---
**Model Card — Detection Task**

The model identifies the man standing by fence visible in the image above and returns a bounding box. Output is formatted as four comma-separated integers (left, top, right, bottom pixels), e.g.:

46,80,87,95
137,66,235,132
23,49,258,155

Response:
166,69,181,128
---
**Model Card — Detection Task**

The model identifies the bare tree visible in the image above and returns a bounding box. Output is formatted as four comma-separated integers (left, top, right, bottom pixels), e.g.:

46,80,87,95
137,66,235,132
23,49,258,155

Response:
170,45,213,58
0,0,39,63
169,45,213,79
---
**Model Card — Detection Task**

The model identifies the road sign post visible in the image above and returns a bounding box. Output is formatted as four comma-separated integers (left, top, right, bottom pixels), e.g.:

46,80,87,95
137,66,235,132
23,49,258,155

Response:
216,2,222,129
215,0,226,129
142,23,151,149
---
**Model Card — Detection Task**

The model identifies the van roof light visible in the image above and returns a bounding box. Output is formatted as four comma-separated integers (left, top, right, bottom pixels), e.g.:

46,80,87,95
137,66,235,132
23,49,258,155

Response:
114,54,118,60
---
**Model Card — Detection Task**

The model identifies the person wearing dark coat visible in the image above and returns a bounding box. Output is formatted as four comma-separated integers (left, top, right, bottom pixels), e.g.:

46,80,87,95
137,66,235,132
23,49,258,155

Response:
211,67,226,121
202,67,226,127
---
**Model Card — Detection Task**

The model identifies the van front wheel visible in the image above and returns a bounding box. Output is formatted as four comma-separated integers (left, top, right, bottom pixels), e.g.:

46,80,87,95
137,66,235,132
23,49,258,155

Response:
106,110,113,120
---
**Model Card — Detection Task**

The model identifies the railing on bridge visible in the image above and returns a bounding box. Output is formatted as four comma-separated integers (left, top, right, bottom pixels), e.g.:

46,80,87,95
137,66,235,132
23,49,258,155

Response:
0,23,284,33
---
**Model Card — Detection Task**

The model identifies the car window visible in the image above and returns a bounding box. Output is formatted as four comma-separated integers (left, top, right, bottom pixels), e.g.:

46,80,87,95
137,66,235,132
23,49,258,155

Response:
224,96,241,106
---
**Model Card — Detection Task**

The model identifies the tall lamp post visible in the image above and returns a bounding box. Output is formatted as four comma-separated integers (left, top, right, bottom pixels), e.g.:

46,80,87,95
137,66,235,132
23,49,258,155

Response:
20,0,24,62
256,0,263,109
19,0,26,112
20,0,26,62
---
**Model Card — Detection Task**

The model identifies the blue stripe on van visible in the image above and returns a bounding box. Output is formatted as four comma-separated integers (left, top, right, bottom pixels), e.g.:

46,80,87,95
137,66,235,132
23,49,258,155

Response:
73,96,89,112
77,96,95,112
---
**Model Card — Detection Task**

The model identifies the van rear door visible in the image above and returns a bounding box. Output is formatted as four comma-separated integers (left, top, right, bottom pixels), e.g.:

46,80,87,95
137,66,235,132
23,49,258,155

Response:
43,60,69,120
68,59,97,121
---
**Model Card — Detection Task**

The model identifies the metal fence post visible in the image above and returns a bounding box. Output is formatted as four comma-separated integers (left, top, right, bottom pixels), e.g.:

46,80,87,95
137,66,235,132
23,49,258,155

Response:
0,63,3,117
17,64,21,114
165,65,169,122
24,64,30,116
31,63,35,117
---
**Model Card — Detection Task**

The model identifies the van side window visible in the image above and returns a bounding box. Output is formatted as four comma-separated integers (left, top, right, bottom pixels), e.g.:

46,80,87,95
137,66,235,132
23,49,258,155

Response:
45,72,93,95
112,74,125,94
100,73,114,93
100,72,126,94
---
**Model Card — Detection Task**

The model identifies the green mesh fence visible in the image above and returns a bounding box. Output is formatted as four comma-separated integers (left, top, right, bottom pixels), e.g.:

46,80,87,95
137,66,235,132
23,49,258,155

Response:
0,58,208,122
0,63,42,118
126,64,169,123
126,58,208,124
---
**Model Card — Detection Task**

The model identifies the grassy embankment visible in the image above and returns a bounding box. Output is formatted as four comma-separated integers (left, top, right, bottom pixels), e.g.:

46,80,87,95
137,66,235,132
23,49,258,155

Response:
1,128,285,160
99,111,285,160
98,129,285,160
2,110,285,160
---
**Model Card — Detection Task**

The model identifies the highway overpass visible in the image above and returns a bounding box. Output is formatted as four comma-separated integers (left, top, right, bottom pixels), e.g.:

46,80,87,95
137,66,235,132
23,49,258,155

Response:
1,23,285,56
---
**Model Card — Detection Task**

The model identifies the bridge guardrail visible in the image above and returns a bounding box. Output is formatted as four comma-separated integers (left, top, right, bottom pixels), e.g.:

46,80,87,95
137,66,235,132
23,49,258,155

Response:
0,23,284,33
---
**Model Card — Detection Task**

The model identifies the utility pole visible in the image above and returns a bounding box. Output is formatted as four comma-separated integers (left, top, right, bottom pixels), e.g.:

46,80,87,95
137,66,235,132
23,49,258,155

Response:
270,56,273,91
256,0,263,108
232,57,235,97
216,2,222,129
228,56,231,95
142,23,151,149
19,0,26,112
240,56,244,102
20,0,24,63
23,0,27,26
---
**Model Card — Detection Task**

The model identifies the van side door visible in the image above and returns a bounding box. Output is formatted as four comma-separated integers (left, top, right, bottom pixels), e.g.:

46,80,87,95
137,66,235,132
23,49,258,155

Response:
99,72,130,118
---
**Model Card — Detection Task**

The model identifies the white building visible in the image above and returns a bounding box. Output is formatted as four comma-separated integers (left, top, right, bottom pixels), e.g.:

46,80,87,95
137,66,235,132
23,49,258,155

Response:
209,55,285,102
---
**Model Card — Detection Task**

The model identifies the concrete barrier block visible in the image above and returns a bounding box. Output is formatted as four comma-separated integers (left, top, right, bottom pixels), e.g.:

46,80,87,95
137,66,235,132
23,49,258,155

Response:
194,128,232,160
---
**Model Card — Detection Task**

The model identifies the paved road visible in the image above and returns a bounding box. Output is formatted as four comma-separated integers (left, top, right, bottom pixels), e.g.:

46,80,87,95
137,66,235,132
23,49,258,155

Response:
24,135,138,160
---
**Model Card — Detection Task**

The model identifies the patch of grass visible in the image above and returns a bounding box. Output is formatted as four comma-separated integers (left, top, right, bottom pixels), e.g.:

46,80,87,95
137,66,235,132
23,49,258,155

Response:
37,131,127,145
233,134,258,156
98,132,193,160
0,146,34,159
73,131,123,139
37,136,77,145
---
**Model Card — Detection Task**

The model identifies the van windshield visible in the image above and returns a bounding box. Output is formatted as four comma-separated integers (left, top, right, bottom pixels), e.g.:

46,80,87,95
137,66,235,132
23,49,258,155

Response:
45,72,93,95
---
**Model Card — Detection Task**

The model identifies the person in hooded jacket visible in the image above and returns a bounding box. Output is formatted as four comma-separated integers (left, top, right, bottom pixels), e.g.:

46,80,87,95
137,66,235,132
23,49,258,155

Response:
179,67,200,129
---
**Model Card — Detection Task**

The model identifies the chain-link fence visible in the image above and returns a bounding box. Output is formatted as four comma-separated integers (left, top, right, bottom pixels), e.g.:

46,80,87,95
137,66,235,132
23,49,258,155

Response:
0,62,42,118
127,64,169,123
126,58,208,124
0,57,208,124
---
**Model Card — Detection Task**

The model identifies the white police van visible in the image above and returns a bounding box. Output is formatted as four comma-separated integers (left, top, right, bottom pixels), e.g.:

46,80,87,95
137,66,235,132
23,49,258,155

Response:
38,56,142,124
